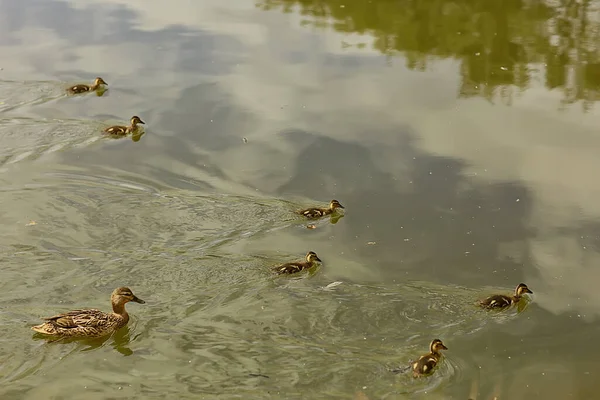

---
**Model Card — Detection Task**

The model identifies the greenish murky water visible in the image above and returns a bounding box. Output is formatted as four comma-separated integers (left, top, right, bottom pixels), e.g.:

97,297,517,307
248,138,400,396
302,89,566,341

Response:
1,0,600,399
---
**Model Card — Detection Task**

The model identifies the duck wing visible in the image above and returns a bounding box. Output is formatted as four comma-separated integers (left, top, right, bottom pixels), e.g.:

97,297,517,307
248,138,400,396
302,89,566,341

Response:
413,354,439,376
68,84,90,93
300,208,326,218
104,126,127,135
43,309,109,329
273,262,307,275
479,294,512,309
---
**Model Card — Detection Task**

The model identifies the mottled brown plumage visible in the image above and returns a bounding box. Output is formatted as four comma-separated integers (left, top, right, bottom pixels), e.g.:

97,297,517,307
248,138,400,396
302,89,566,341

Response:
31,287,145,338
412,339,448,378
479,283,533,310
104,116,145,137
67,77,107,94
272,251,322,275
299,200,344,219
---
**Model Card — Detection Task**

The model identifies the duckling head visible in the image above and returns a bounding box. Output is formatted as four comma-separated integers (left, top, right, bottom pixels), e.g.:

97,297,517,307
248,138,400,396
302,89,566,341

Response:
111,287,145,305
515,283,533,296
95,77,108,86
430,339,448,353
306,251,322,263
329,199,345,210
130,116,145,126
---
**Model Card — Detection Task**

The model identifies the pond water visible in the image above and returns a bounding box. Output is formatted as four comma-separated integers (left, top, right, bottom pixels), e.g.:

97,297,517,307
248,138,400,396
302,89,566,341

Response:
1,0,600,399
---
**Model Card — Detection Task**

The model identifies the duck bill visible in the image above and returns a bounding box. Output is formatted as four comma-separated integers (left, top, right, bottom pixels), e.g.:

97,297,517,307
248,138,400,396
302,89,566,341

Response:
132,295,146,304
441,344,448,350
525,288,533,294
338,205,345,209
315,257,322,262
138,120,146,124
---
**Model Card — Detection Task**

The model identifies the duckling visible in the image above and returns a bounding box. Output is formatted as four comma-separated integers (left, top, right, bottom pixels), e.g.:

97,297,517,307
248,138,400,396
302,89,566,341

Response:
67,77,107,94
299,199,345,219
273,251,322,274
31,287,145,338
479,283,533,310
412,339,448,378
104,116,145,136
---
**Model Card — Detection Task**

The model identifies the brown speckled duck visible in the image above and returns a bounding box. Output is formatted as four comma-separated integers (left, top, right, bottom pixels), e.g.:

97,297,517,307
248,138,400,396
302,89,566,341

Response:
479,283,533,310
67,77,107,94
412,339,448,378
104,116,145,137
272,251,322,275
31,287,145,338
299,199,344,219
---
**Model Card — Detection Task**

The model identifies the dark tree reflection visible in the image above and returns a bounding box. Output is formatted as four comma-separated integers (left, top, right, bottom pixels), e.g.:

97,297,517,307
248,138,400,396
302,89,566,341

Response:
257,0,600,110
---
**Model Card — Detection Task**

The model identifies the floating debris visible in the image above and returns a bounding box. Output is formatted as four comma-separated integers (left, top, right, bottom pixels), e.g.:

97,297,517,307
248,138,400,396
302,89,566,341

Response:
367,241,376,245
325,281,343,289
26,220,37,226
307,224,316,229
248,373,269,378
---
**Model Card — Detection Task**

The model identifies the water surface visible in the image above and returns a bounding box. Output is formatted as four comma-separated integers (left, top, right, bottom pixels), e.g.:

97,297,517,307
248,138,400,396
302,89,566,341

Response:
1,0,600,399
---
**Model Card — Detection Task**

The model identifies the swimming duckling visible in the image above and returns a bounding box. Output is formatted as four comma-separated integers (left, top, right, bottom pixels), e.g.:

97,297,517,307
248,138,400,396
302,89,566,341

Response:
104,116,145,136
67,77,107,94
412,339,448,378
479,283,533,310
31,287,145,338
273,251,322,274
299,199,345,219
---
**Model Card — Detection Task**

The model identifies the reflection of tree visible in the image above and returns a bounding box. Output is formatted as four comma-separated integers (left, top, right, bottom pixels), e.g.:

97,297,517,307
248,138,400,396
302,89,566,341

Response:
257,0,600,110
